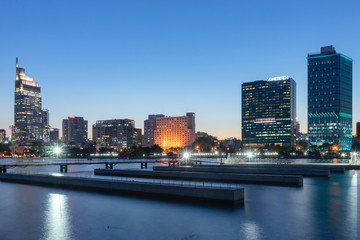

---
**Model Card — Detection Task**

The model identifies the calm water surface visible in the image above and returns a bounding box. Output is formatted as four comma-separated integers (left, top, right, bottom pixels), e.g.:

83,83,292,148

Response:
0,159,359,240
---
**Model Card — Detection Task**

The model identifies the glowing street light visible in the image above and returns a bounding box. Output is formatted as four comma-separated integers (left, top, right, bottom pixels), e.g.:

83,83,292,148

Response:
54,147,61,158
54,147,61,154
183,152,190,160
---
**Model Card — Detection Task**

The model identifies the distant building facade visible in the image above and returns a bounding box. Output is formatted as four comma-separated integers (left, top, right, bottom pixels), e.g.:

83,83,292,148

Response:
42,109,50,142
8,125,14,142
49,128,59,143
0,129,6,143
142,114,165,147
93,119,140,150
42,109,49,126
14,58,43,144
42,126,50,143
154,112,196,150
307,46,353,150
133,128,142,148
356,122,360,140
242,76,296,147
62,116,88,146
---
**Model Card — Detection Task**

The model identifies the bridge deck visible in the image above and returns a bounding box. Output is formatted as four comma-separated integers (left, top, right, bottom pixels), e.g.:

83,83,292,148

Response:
0,159,169,168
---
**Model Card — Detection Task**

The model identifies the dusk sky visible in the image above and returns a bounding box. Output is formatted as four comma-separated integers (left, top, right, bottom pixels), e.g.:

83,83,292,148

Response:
1,0,359,139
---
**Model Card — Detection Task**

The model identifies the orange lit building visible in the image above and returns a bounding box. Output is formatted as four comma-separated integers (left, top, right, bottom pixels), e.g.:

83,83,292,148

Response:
154,113,195,150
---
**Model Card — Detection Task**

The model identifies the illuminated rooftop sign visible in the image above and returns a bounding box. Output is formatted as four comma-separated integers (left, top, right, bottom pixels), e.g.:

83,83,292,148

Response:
267,76,290,81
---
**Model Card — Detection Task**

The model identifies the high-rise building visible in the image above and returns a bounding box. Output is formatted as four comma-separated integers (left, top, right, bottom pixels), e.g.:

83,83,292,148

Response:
8,125,14,142
242,76,296,147
62,116,88,146
43,125,50,143
49,128,59,143
0,129,6,143
42,109,49,126
14,58,43,144
154,113,196,150
42,109,50,142
307,46,353,150
93,119,138,150
142,114,165,147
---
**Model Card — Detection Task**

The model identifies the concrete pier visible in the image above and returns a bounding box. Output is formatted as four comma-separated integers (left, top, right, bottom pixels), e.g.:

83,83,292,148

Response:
94,169,303,186
205,164,345,173
153,166,330,177
0,173,244,204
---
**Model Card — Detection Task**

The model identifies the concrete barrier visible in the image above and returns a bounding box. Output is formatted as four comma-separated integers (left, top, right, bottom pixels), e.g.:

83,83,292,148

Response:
94,169,303,186
153,166,330,177
0,173,244,204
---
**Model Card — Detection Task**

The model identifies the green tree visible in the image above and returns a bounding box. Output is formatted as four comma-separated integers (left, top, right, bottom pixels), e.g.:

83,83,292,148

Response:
192,137,215,152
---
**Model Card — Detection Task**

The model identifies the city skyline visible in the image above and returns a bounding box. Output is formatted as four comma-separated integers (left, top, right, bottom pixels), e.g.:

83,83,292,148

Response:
1,1,360,139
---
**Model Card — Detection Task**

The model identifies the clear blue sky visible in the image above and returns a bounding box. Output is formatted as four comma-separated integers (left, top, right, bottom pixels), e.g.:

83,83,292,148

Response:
1,0,359,139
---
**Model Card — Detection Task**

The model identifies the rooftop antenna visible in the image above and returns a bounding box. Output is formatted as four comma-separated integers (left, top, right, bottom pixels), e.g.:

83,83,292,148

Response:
16,57,18,68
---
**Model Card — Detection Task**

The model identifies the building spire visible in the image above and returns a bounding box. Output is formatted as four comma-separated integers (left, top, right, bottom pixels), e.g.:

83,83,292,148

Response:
16,57,18,68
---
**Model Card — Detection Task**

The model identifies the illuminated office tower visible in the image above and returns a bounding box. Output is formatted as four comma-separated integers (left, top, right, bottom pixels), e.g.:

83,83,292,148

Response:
307,46,352,150
154,113,196,150
62,116,88,146
93,119,139,150
142,114,165,147
242,77,296,147
14,58,43,144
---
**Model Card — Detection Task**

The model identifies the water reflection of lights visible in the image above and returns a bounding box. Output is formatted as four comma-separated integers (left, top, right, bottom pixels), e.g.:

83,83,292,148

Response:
50,173,63,177
239,221,263,240
44,193,71,240
348,171,358,240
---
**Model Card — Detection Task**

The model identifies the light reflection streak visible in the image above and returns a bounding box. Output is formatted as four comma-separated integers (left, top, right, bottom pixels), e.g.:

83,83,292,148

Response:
44,193,71,240
348,171,358,240
239,220,263,240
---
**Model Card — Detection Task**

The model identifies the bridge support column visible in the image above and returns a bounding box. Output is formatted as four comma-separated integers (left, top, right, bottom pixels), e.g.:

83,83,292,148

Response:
141,162,148,169
105,163,113,169
168,161,179,167
60,165,68,173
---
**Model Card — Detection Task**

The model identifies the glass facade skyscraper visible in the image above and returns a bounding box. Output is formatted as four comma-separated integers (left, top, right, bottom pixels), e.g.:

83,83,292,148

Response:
307,46,353,150
14,58,43,144
242,77,296,147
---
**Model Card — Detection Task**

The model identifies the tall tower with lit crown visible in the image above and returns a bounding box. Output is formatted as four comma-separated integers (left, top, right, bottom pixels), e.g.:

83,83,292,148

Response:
14,58,43,144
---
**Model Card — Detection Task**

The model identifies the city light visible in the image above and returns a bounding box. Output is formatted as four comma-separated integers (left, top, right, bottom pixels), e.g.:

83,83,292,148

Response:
54,147,61,154
183,152,190,159
247,152,253,157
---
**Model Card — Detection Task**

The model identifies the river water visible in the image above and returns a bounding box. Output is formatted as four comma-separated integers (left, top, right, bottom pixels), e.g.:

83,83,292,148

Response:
0,159,359,240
